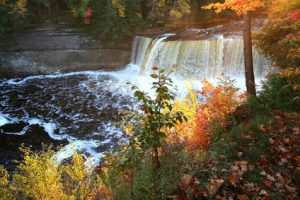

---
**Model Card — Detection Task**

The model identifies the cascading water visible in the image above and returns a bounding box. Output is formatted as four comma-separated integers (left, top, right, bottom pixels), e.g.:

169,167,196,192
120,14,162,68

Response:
130,35,271,80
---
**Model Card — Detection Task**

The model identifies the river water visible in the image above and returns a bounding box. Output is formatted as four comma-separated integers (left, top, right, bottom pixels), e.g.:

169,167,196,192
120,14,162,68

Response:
0,34,272,167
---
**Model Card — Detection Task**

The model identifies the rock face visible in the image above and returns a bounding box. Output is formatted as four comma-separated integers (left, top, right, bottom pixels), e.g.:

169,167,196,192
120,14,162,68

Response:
0,22,131,76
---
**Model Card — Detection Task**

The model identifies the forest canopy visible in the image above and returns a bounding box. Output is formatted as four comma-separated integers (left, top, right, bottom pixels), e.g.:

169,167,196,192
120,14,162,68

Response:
0,0,234,40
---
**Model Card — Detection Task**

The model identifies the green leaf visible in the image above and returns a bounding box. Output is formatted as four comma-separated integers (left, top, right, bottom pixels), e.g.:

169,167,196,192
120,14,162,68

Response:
150,74,159,79
159,69,165,73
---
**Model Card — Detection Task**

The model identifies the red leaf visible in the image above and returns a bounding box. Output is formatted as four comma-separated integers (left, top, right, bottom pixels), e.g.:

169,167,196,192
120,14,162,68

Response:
289,9,300,22
85,7,92,17
84,18,91,25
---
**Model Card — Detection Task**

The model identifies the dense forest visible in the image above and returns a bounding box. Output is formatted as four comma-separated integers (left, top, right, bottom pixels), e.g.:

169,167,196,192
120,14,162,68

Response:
0,0,233,42
0,0,300,199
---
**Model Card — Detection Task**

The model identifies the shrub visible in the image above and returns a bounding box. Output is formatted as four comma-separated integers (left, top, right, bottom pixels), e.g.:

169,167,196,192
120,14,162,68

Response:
248,72,300,114
170,85,198,142
10,146,109,200
12,146,68,200
0,165,14,200
191,78,243,151
101,142,191,200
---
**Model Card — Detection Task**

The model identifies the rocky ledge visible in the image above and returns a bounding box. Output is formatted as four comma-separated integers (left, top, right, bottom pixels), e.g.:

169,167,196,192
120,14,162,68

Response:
0,21,131,77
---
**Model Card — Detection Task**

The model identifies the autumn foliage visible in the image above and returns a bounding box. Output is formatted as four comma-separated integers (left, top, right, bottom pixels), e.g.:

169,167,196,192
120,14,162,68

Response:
190,79,243,150
171,78,243,151
0,147,111,200
202,0,264,15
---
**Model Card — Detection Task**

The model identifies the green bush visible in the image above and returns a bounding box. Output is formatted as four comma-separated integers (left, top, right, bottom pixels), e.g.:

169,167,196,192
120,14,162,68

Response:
248,74,300,113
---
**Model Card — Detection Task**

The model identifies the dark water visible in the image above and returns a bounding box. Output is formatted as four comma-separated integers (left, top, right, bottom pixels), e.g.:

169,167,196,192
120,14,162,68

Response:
0,69,140,168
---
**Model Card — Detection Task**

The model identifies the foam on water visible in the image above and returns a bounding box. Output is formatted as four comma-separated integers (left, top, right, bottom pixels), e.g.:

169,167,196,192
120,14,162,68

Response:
0,114,9,127
54,139,105,166
1,71,103,86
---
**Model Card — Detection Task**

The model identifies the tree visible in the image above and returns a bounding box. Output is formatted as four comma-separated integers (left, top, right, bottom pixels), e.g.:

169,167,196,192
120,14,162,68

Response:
203,0,264,96
121,66,187,199
255,0,300,68
128,67,187,169
146,0,191,26
0,0,29,48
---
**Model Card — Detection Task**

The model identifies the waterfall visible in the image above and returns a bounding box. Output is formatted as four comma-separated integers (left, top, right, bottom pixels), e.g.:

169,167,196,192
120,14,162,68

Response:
130,36,153,67
130,35,270,80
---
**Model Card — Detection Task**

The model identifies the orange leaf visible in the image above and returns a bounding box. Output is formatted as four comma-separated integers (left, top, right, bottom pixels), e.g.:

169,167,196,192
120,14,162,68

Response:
228,172,240,185
293,155,300,163
237,194,249,200
262,179,272,188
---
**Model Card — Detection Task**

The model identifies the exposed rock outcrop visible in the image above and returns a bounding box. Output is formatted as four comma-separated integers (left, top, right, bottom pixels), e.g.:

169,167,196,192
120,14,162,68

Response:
0,22,131,77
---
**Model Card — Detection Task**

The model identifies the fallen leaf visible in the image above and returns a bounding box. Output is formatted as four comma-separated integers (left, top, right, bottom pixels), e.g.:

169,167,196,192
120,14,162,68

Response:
293,155,300,163
257,158,268,166
266,175,276,182
237,194,249,200
259,124,266,132
279,127,286,133
292,127,299,134
283,137,290,144
228,172,240,185
268,138,275,144
278,146,288,153
284,184,297,194
231,165,239,171
259,189,269,196
262,179,272,188
208,179,224,197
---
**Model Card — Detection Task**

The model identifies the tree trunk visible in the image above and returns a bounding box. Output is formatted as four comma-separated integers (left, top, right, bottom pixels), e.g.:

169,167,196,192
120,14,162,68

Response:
243,12,256,96
141,0,148,20
153,147,161,199
153,147,160,169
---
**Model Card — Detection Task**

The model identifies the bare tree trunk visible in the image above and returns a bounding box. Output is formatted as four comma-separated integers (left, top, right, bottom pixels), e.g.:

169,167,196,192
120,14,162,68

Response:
243,12,256,96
